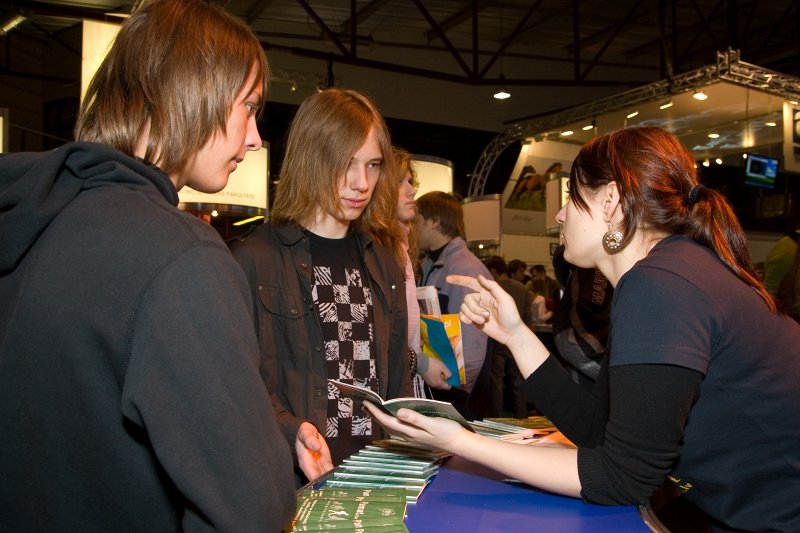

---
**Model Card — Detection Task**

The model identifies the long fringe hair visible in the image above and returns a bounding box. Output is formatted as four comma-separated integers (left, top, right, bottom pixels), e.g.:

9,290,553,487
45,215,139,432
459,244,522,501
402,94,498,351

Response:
271,89,402,267
76,0,268,176
393,147,420,277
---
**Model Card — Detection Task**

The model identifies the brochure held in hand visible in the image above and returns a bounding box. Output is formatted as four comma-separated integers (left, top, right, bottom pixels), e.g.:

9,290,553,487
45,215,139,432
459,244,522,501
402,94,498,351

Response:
416,286,465,387
329,379,474,432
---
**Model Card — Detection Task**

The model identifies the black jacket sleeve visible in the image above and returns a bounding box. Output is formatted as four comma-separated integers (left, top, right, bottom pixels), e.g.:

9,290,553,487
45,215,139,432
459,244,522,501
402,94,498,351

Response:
523,355,702,505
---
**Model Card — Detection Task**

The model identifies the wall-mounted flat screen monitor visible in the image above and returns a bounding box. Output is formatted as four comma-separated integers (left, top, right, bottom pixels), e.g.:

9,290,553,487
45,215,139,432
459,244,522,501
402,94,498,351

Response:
744,154,779,189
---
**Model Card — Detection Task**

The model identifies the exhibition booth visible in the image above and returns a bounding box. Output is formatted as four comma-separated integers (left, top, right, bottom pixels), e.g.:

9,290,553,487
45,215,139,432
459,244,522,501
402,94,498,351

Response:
463,50,800,266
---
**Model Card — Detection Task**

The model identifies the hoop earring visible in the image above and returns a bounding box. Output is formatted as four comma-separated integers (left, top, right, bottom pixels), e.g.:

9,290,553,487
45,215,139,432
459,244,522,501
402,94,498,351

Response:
602,224,623,253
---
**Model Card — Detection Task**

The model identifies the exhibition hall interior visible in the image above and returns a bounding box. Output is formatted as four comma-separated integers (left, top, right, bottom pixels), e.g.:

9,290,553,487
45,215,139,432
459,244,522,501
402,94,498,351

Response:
2,3,800,530
4,1,800,259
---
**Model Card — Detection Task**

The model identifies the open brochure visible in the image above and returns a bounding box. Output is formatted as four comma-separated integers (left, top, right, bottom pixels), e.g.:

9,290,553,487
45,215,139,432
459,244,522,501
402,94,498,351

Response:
329,379,474,432
419,314,465,387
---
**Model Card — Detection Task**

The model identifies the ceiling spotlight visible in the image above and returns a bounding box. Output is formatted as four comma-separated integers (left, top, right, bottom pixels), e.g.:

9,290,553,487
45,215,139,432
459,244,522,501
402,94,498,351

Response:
626,111,639,119
582,123,594,131
211,210,219,217
693,90,708,101
708,133,720,139
493,88,511,100
715,158,723,165
765,121,777,127
0,14,27,35
702,159,710,167
743,153,748,159
494,75,511,100
290,82,297,93
659,100,674,110
560,130,574,136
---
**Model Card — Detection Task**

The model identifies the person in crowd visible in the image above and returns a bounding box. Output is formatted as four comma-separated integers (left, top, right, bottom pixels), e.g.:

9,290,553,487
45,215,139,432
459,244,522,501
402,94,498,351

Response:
394,148,452,396
484,256,532,418
777,243,800,323
416,191,492,416
763,227,799,297
0,0,296,530
507,258,532,287
366,127,800,532
530,263,562,310
509,258,551,325
230,88,413,486
551,244,612,390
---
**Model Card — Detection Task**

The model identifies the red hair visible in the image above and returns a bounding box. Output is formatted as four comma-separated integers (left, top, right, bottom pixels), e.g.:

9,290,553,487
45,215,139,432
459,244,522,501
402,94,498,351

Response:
569,127,775,312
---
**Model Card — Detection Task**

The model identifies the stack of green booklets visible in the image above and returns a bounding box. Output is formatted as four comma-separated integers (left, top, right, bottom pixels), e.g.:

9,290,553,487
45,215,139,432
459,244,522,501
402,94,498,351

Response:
469,416,556,438
289,487,409,532
323,439,449,504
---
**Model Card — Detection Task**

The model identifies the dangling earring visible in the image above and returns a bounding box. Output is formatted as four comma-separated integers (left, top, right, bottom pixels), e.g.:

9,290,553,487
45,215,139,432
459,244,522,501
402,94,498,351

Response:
602,224,623,253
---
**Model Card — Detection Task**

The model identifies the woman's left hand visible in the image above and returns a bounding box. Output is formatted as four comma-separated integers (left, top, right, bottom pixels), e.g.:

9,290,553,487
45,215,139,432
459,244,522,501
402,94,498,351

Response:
363,401,466,452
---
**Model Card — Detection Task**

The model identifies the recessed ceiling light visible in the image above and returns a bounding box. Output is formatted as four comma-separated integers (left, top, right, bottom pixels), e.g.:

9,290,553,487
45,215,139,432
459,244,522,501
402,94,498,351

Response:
561,130,574,136
626,111,639,119
715,158,723,165
493,89,511,100
708,133,719,139
765,121,777,127
693,90,708,101
659,100,673,110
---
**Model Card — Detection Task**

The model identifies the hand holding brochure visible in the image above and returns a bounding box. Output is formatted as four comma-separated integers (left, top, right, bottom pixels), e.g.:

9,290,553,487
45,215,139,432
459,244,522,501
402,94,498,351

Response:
419,314,465,387
329,379,473,432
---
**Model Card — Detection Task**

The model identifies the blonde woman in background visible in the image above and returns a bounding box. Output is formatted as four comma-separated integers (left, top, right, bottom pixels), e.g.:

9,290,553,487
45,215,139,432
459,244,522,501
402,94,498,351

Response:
394,148,452,396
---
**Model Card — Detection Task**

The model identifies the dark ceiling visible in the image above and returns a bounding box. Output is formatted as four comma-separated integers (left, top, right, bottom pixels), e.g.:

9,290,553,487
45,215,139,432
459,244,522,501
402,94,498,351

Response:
3,0,800,97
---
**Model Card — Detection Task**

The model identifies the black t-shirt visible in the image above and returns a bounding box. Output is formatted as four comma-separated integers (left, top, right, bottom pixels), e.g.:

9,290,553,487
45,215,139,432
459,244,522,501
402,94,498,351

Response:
526,235,800,531
308,230,377,464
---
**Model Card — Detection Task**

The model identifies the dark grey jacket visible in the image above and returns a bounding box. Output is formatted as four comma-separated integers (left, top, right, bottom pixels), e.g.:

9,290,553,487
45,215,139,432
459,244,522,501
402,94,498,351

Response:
231,221,412,465
0,142,296,532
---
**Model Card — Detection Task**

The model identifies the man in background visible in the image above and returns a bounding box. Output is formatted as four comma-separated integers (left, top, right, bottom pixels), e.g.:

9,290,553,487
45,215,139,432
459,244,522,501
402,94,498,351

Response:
485,256,532,417
530,263,562,310
416,191,491,417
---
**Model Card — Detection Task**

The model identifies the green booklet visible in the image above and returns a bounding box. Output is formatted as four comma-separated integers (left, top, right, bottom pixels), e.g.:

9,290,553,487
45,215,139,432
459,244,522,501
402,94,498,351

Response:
323,479,427,503
290,496,407,531
332,470,433,485
482,416,556,431
329,379,474,432
340,459,439,477
298,488,407,503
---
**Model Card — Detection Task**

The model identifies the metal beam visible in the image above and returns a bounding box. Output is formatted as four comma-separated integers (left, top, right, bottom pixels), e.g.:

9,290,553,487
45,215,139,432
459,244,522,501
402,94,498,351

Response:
338,0,389,34
468,49,800,196
573,0,580,81
245,0,274,25
478,0,543,78
293,0,350,57
677,0,724,66
423,0,497,41
412,0,473,78
262,39,644,88
580,0,646,80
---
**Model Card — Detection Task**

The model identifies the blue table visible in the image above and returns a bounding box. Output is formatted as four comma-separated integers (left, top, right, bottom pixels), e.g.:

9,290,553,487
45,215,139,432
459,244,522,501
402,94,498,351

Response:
405,456,654,532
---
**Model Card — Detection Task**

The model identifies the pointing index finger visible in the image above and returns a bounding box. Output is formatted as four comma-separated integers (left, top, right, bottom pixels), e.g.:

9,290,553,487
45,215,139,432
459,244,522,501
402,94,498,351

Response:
445,274,481,291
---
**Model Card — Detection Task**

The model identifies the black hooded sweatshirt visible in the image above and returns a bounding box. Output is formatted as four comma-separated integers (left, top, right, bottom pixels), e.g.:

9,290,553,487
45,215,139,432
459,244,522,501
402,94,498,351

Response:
0,142,295,532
